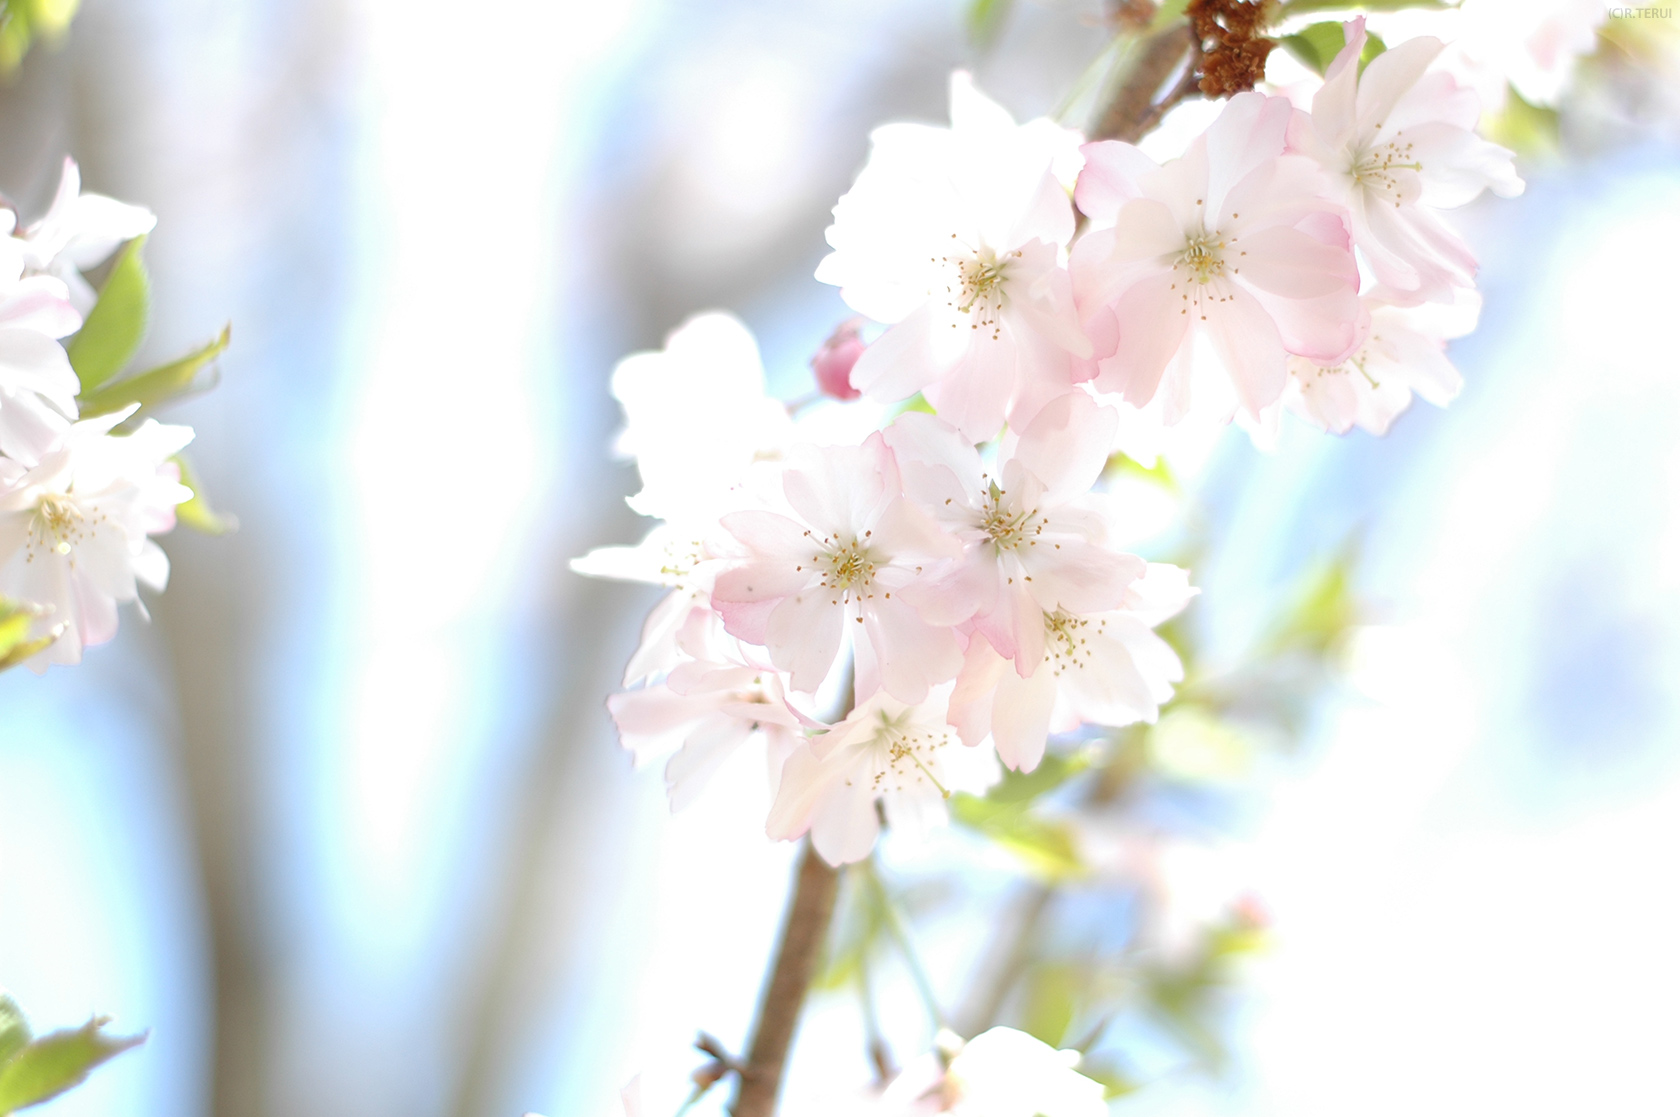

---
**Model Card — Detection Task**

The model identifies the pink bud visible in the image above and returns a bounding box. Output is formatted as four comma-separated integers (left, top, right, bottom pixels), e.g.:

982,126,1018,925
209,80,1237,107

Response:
810,318,867,401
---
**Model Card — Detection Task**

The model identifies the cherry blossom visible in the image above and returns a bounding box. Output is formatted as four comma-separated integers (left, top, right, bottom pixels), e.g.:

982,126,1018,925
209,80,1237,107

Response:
608,312,792,527
1287,293,1477,435
0,410,192,669
812,318,867,401
1288,19,1523,306
1070,92,1362,425
0,273,82,463
950,563,1193,772
608,601,805,811
711,434,963,703
9,158,156,314
1369,0,1608,112
815,72,1089,440
882,391,1145,671
875,1027,1107,1117
766,685,997,866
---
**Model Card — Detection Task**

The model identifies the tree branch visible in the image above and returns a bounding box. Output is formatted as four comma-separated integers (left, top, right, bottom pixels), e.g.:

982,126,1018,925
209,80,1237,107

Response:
1090,23,1200,144
730,840,841,1117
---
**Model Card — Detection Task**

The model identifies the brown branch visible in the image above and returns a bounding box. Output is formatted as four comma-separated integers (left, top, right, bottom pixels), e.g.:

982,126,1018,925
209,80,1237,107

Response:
1091,23,1198,144
729,840,841,1117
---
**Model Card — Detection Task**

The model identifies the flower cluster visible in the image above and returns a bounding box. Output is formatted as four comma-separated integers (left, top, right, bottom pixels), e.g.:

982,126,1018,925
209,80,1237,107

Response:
0,159,194,670
579,21,1519,866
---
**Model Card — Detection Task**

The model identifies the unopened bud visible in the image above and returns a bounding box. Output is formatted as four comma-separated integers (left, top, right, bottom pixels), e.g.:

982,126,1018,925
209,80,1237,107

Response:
811,317,867,401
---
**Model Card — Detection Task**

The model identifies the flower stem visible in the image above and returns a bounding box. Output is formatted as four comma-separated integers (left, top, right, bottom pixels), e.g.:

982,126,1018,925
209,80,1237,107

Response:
729,840,841,1117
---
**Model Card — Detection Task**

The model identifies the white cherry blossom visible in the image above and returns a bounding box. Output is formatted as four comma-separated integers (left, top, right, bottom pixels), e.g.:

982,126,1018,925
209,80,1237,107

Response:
950,563,1193,772
883,391,1145,672
1070,93,1362,425
0,273,82,463
1287,293,1478,435
816,72,1089,440
1368,0,1608,111
9,158,156,315
1288,19,1523,306
765,685,997,866
0,410,192,669
608,601,805,811
712,434,963,703
875,1027,1108,1117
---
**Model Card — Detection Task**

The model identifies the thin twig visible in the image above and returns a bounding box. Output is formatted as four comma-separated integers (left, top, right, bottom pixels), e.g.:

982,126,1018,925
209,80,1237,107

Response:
957,883,1053,1035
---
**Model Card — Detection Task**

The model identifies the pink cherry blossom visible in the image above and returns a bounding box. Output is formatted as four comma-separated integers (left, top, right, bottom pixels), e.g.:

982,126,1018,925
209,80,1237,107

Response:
811,317,867,401
883,390,1146,672
711,434,963,703
1070,92,1362,425
1287,293,1477,435
816,72,1090,440
949,563,1193,772
1288,19,1522,306
608,601,805,811
765,684,997,866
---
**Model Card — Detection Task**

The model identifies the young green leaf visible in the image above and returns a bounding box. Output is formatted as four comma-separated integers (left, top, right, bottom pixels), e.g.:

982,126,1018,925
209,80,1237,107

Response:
0,601,55,674
77,324,229,420
170,454,237,535
0,1016,144,1114
1278,21,1346,75
67,235,150,395
1480,84,1561,158
950,793,1085,880
0,997,30,1068
0,0,82,76
965,0,1015,47
1280,0,1447,16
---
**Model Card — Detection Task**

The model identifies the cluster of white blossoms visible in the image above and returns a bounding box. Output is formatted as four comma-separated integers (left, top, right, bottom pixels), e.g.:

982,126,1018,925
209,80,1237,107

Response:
577,18,1521,867
0,159,193,670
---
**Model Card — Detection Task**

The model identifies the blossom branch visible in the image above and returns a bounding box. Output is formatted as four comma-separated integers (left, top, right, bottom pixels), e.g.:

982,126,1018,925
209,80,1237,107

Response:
1090,22,1198,143
729,840,842,1117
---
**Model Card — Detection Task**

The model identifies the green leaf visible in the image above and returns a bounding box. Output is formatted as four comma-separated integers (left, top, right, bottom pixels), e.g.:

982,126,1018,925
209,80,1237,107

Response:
1020,961,1080,1048
1148,0,1190,32
1260,542,1361,659
1280,0,1447,16
1278,21,1346,75
1480,83,1560,158
981,749,1093,806
0,1016,144,1114
170,454,237,536
67,235,150,394
1147,706,1254,783
0,0,81,76
0,600,55,673
78,324,230,420
1103,450,1179,493
0,997,30,1067
951,793,1085,880
964,0,1014,46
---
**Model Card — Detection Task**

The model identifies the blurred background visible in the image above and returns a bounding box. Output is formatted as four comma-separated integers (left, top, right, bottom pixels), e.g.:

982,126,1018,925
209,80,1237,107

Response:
0,2,1678,1115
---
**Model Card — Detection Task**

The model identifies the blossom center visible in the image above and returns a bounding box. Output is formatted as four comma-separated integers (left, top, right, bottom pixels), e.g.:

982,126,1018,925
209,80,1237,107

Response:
1044,609,1107,676
1351,139,1422,203
863,708,954,798
28,493,88,560
938,240,1020,337
813,534,878,600
1174,231,1228,285
979,481,1041,551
